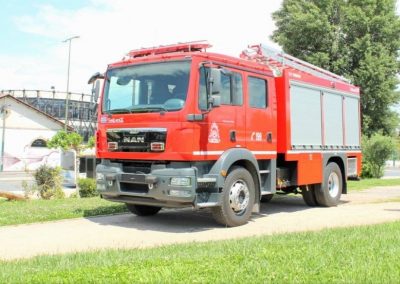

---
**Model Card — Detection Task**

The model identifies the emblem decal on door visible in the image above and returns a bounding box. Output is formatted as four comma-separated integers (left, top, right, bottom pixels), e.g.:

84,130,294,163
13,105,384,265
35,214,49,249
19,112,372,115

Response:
208,122,221,143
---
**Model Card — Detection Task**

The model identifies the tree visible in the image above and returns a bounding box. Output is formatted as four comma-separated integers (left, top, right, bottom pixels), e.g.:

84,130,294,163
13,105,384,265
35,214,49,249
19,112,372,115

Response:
272,0,400,136
47,131,83,152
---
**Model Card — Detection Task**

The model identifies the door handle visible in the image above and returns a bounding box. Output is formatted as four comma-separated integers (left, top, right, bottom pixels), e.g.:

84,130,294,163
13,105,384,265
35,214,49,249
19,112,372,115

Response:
230,130,236,142
267,132,272,143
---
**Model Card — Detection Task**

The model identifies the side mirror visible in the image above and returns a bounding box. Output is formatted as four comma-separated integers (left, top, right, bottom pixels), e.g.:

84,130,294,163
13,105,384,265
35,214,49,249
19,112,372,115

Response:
210,95,221,107
92,80,101,103
88,72,104,104
88,72,104,85
210,68,221,95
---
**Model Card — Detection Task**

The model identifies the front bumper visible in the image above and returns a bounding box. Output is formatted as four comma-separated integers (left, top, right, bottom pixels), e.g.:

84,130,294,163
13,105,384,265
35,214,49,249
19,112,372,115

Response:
96,161,219,208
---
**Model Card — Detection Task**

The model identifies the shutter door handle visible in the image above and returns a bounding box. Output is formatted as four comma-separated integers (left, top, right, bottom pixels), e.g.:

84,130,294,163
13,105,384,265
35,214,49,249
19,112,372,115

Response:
267,132,272,143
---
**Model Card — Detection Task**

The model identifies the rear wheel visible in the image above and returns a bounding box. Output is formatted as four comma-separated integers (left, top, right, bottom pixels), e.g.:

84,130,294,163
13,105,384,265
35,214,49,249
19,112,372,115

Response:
212,167,255,227
301,185,318,206
126,204,162,216
314,162,342,207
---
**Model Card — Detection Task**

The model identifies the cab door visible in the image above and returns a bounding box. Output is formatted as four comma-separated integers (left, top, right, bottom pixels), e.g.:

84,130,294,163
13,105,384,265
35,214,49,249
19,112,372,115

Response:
194,66,246,157
244,74,276,158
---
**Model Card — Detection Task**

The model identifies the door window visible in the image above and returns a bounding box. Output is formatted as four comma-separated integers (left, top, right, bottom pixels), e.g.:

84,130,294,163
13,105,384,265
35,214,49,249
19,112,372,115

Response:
248,76,268,108
198,67,243,110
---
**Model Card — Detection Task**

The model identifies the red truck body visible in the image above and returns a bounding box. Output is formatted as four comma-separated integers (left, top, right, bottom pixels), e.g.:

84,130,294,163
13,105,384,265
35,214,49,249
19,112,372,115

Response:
94,42,361,226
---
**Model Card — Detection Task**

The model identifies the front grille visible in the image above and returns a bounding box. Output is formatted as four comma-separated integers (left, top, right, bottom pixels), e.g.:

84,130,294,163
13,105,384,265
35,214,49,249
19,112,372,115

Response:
107,128,167,152
120,183,149,194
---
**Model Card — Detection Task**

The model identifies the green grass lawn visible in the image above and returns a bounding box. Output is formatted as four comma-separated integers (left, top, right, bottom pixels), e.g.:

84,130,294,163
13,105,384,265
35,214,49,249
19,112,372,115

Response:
348,178,400,191
1,221,399,283
0,197,127,226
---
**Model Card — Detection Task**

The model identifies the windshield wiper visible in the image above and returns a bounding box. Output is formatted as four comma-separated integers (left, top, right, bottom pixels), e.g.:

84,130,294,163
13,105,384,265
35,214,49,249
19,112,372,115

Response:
131,106,168,113
106,108,133,114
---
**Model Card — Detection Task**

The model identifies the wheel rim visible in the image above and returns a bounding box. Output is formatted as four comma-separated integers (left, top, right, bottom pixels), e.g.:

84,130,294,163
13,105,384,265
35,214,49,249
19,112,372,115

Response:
229,179,250,215
328,172,340,198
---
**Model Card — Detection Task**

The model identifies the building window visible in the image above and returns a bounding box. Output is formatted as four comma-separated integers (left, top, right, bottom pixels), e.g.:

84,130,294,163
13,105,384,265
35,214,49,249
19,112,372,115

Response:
31,139,47,147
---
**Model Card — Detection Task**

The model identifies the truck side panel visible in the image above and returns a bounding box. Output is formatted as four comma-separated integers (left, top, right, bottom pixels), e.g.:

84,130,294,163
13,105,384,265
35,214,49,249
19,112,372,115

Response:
276,69,361,186
290,83,322,147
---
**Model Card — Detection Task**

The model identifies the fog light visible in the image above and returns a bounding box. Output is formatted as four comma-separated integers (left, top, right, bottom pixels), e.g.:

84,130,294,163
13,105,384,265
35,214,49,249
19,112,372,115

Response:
97,183,106,190
169,189,192,197
170,177,191,187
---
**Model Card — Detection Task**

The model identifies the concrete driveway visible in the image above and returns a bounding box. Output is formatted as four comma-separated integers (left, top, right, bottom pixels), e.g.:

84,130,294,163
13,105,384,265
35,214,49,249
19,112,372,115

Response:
0,186,399,261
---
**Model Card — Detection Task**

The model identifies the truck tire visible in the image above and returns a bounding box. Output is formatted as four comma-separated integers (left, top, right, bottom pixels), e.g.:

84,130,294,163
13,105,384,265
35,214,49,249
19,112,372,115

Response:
212,167,255,227
301,185,318,206
126,204,162,216
261,194,274,203
314,162,342,207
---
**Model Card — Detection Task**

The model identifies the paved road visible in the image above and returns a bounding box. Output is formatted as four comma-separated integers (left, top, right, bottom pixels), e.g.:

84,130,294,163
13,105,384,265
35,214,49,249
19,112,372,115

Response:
0,186,399,260
0,172,34,193
383,166,400,178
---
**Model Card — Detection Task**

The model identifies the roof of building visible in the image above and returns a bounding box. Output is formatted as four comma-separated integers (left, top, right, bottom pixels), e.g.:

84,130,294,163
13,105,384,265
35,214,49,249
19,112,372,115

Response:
0,94,74,131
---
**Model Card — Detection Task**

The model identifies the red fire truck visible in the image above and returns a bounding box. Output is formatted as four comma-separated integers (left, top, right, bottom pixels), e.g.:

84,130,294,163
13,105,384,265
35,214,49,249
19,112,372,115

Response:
90,41,362,227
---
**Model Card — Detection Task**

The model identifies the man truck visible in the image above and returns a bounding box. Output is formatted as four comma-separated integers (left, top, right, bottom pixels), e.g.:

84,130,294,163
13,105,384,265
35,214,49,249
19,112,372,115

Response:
90,41,361,227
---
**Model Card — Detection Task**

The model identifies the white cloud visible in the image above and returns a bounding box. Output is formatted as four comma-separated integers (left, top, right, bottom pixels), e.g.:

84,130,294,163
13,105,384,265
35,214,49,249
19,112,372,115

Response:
2,0,283,93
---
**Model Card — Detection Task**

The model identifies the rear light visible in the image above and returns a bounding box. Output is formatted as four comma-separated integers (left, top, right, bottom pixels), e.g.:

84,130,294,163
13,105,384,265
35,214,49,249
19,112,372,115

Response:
150,142,165,152
108,142,118,151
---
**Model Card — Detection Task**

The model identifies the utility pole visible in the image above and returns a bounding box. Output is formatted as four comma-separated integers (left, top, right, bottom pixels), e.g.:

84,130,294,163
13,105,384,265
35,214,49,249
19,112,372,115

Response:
63,35,80,131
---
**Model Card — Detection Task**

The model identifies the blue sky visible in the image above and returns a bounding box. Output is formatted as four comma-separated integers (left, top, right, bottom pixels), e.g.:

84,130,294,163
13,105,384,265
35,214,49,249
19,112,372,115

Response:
0,0,282,93
0,1,89,54
0,0,398,94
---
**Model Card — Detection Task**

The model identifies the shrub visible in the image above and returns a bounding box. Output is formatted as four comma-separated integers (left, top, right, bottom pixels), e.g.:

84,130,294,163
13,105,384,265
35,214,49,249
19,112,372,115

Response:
78,178,98,198
34,165,65,199
361,134,395,178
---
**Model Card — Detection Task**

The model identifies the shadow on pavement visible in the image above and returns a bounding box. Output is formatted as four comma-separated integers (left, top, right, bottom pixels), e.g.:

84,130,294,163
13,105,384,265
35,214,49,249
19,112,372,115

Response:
84,194,313,232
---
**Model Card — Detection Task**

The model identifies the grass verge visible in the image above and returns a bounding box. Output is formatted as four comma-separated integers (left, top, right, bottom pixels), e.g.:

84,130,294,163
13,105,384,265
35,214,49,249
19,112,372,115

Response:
348,178,400,191
0,197,127,226
1,221,399,283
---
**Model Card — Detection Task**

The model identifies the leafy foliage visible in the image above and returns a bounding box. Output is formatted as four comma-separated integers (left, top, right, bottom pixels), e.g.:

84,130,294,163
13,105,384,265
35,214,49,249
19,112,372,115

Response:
77,178,98,198
87,136,95,148
34,165,65,199
361,133,395,178
47,131,83,152
272,0,400,136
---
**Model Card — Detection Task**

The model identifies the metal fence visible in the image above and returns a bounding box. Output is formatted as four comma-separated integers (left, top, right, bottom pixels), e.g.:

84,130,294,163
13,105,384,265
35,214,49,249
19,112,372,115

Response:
1,89,98,140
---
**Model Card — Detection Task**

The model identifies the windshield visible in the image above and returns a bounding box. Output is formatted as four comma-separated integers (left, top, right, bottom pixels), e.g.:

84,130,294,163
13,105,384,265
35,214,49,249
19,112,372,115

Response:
103,61,191,114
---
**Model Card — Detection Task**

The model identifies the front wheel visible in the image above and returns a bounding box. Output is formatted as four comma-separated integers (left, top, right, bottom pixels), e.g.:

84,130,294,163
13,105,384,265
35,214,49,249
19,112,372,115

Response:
314,162,343,207
126,204,162,216
212,167,255,227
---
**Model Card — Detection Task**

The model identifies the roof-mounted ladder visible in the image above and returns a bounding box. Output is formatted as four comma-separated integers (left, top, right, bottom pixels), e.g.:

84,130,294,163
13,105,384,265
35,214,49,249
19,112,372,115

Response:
240,44,350,84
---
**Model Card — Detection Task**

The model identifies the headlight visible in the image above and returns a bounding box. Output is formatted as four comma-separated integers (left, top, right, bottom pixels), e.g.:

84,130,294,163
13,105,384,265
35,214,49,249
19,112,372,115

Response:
96,173,105,181
170,177,191,187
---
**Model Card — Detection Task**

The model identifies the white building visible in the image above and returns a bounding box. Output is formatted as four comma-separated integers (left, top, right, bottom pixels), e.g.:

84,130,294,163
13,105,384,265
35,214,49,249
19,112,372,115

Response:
0,94,71,172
